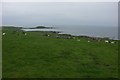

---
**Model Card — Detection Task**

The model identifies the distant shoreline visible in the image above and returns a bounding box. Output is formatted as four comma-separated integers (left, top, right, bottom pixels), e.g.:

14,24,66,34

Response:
22,29,118,41
2,26,118,40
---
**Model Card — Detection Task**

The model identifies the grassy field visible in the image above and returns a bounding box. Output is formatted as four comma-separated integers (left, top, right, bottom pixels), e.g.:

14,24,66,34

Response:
2,27,118,78
0,27,2,78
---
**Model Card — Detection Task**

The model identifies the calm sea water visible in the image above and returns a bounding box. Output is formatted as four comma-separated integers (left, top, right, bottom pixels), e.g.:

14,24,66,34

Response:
56,26,118,40
22,25,118,40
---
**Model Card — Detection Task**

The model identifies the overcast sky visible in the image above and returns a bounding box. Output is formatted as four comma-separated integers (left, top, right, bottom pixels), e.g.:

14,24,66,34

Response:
2,2,118,27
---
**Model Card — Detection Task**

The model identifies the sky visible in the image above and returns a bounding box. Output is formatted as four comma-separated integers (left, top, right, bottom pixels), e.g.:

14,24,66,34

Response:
1,0,119,2
2,2,118,27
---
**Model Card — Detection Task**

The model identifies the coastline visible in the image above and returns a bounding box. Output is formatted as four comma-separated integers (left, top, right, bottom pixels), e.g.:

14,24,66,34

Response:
2,26,118,41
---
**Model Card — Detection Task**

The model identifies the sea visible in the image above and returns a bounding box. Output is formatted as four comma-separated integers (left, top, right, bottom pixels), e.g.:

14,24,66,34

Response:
22,25,118,40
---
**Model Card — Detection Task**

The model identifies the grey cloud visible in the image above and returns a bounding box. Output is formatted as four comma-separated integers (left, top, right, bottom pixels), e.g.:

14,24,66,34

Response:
2,2,118,27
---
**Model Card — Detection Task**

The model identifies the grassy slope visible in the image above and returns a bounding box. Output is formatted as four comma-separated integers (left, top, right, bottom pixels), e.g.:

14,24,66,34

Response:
2,27,118,78
0,27,2,78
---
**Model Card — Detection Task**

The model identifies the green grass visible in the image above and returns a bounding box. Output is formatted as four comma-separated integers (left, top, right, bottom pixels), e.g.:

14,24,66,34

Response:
2,27,118,78
0,27,2,78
